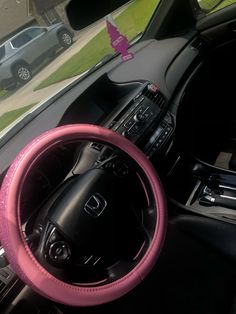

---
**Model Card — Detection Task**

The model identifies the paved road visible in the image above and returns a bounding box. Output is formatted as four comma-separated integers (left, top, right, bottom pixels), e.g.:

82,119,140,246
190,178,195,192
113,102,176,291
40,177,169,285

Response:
0,19,107,116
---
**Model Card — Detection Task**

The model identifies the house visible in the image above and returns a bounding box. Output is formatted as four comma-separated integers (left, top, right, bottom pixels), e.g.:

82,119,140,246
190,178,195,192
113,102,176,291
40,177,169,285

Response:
30,0,71,28
0,0,72,41
0,0,34,40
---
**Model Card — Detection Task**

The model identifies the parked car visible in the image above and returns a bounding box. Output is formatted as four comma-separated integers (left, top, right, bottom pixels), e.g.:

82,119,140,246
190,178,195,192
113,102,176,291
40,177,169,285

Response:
0,23,73,90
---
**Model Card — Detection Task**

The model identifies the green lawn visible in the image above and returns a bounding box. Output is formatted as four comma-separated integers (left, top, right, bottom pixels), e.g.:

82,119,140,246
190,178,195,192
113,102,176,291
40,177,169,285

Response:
0,104,36,132
199,0,236,11
215,0,236,10
0,89,8,99
35,0,160,91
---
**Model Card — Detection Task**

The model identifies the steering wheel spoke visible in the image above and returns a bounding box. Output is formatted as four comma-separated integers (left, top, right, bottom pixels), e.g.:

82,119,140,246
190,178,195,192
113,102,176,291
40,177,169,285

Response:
34,222,71,269
106,259,136,283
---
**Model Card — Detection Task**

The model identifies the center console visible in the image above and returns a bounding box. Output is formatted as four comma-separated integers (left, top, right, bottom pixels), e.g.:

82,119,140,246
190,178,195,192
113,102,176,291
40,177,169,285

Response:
164,153,236,224
92,81,175,160
69,80,175,176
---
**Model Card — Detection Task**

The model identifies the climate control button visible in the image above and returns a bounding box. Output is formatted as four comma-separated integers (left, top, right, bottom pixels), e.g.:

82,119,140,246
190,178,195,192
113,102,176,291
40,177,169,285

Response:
134,113,146,122
124,119,135,129
130,122,143,134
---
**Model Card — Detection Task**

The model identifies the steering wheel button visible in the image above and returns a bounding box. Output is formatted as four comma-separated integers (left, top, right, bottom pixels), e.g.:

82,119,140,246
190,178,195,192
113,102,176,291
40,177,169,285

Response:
48,232,57,244
112,161,129,177
49,241,71,263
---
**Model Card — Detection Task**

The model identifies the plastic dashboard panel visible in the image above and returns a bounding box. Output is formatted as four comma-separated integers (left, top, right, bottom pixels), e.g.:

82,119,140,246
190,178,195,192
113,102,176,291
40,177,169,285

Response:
0,36,196,177
108,38,188,96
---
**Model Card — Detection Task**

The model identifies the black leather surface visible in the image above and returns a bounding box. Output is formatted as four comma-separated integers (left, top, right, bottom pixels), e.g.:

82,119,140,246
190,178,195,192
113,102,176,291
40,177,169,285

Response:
62,216,236,314
171,215,236,261
229,153,236,171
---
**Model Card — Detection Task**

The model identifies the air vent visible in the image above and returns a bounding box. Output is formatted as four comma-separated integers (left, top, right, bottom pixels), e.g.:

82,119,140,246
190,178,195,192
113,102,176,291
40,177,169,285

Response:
190,37,208,52
143,85,166,110
90,142,104,151
0,266,15,301
0,281,5,295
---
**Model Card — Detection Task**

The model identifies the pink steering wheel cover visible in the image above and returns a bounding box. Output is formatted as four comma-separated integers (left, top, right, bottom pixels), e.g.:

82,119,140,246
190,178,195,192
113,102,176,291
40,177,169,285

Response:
0,124,167,306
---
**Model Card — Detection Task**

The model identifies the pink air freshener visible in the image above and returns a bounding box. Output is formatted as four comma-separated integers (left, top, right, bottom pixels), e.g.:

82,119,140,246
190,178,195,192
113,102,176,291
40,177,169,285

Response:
106,14,134,62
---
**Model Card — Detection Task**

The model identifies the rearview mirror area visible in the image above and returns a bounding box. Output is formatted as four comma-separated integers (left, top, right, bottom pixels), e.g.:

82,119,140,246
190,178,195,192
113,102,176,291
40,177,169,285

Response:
66,0,131,30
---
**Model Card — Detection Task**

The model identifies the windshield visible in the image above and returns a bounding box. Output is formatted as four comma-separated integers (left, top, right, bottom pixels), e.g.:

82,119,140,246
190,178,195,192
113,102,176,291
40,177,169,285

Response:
0,0,160,134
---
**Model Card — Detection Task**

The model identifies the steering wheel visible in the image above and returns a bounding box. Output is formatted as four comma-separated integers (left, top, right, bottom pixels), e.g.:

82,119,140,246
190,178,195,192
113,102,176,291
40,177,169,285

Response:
0,124,167,307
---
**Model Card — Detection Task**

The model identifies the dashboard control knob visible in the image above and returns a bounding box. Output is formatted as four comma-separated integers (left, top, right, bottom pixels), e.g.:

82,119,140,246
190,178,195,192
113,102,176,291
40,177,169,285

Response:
49,241,71,264
134,113,146,122
122,130,128,137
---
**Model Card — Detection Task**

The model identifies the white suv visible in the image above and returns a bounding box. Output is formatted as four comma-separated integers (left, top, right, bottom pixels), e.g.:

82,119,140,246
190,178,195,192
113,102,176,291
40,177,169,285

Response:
0,23,73,90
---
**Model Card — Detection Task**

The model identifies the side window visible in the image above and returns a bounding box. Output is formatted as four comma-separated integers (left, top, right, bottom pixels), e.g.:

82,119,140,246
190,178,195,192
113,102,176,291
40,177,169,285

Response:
25,28,45,39
0,46,5,60
11,32,32,48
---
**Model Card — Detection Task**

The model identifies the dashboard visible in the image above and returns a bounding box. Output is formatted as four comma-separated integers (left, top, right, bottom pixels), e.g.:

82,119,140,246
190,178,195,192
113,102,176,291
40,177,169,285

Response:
0,37,198,177
0,35,202,307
